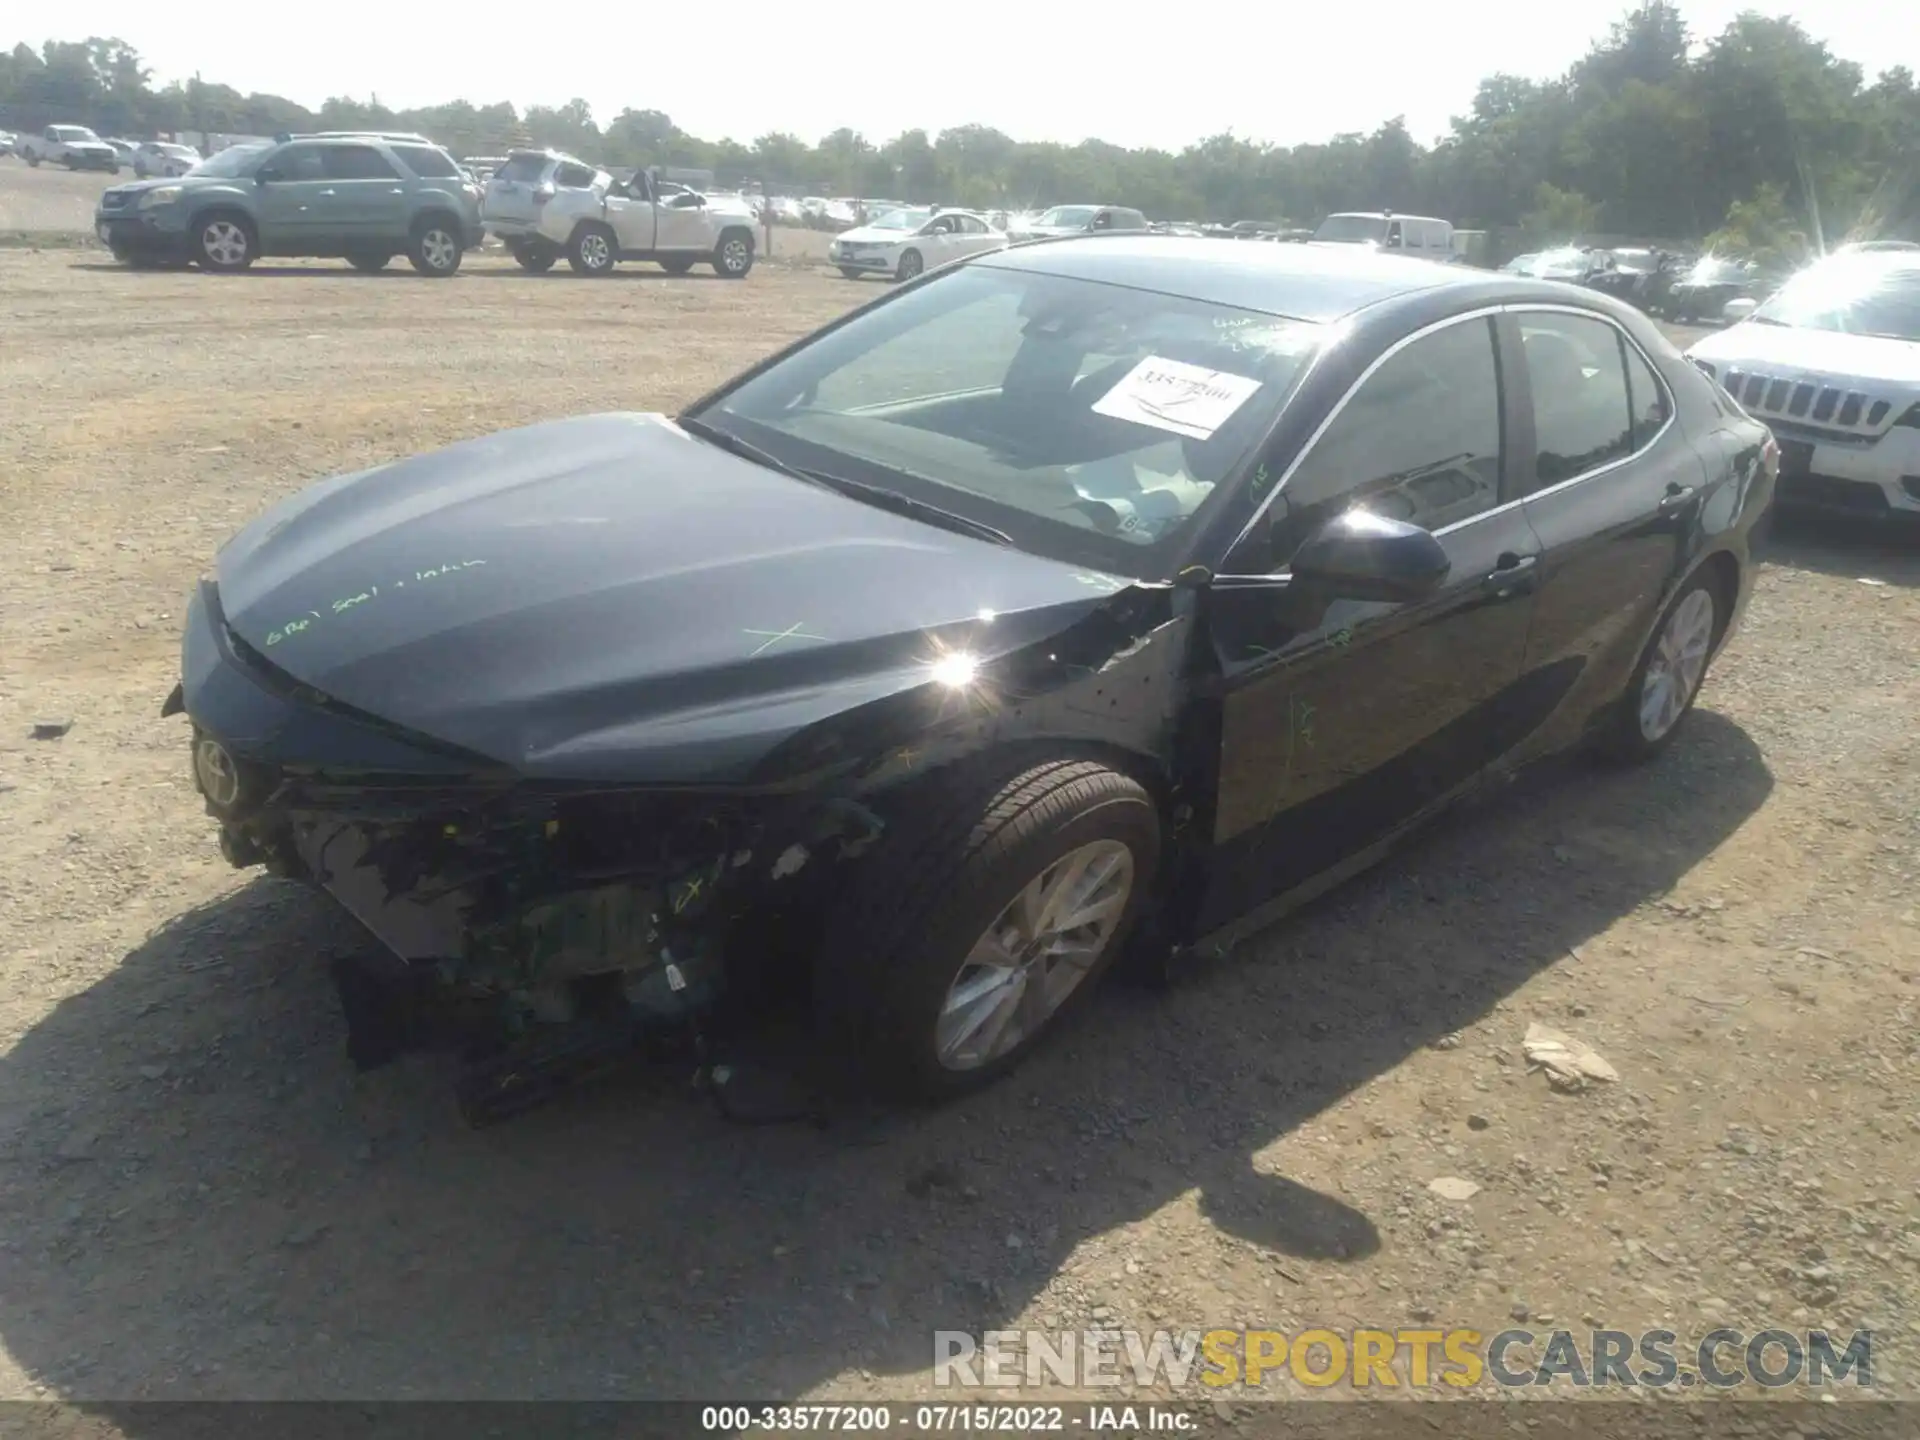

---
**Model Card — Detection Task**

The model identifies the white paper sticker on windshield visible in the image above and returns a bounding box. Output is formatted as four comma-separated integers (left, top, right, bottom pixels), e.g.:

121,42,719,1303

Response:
1090,357,1262,441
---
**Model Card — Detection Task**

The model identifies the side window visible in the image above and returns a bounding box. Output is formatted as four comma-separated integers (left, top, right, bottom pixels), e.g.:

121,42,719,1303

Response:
1385,220,1403,248
554,162,597,189
272,145,327,181
1519,313,1634,485
391,144,461,180
1256,317,1504,567
321,145,399,181
1622,342,1671,448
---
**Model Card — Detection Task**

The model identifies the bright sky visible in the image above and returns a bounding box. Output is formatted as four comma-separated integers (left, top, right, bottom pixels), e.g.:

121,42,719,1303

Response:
21,2,1905,151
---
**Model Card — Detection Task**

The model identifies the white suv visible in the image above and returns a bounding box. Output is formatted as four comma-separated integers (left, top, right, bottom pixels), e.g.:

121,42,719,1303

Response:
1687,252,1920,523
481,150,758,278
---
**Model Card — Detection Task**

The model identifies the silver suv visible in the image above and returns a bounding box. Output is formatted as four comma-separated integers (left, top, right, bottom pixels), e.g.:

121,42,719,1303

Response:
94,132,482,275
482,150,758,278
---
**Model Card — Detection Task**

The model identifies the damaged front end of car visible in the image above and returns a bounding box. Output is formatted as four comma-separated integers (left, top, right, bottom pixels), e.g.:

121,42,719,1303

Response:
180,734,888,1123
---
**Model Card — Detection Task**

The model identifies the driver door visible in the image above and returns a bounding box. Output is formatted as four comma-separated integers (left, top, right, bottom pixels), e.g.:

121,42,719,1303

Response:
251,143,330,248
1195,313,1546,935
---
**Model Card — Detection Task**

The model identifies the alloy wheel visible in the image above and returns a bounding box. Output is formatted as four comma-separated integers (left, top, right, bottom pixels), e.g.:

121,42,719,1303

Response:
1638,587,1716,742
202,221,248,267
934,839,1135,1070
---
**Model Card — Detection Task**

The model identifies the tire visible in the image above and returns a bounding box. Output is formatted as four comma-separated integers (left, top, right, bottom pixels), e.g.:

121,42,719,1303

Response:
895,248,925,282
1594,570,1725,763
135,163,149,178
510,242,557,273
192,212,256,272
568,222,617,275
816,756,1161,1099
407,217,462,276
26,153,40,167
837,266,862,279
711,229,754,278
346,250,392,273
658,256,696,275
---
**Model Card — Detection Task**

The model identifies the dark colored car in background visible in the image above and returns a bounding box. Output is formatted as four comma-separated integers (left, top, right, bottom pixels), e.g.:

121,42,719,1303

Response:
1664,255,1770,322
1586,247,1687,311
163,238,1777,1123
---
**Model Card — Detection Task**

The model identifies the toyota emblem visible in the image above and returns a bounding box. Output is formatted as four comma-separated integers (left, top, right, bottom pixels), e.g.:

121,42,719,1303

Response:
193,737,242,809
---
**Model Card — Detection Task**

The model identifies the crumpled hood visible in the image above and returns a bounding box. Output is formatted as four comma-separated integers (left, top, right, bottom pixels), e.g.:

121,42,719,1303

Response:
212,413,1131,782
1689,323,1920,392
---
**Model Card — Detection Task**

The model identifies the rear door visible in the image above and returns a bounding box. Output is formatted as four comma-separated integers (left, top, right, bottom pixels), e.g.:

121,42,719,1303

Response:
951,212,1002,259
607,168,660,252
1508,307,1706,755
317,143,410,244
1197,311,1545,932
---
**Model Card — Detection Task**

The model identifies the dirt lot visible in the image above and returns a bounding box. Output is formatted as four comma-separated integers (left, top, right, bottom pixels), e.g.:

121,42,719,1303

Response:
1,234,1918,1422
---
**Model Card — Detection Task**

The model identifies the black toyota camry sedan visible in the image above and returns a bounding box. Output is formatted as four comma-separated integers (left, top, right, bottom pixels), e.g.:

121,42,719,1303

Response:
165,236,1777,1120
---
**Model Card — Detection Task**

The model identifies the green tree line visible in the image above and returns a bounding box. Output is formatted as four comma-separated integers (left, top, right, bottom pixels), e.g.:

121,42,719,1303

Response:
4,5,1916,249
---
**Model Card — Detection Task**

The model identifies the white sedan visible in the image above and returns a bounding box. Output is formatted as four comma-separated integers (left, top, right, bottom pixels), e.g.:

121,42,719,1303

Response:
828,208,1007,281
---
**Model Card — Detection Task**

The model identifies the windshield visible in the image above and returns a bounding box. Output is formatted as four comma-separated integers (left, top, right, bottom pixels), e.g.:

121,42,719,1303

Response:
1313,215,1389,243
690,263,1324,576
1610,250,1657,273
869,208,931,231
1036,206,1096,228
188,143,269,178
1751,261,1920,341
1686,257,1750,284
53,127,100,142
159,144,197,158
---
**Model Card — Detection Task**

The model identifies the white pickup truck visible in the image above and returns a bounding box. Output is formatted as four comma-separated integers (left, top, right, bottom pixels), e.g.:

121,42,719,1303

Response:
21,124,121,171
480,150,758,278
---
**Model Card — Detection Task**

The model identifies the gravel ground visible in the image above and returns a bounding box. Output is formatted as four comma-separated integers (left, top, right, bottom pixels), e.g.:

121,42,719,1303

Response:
1,234,1917,1424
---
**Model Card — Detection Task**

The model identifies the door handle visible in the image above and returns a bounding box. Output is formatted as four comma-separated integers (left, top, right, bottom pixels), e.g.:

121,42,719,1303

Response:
1482,552,1538,595
1657,483,1698,514
318,188,336,196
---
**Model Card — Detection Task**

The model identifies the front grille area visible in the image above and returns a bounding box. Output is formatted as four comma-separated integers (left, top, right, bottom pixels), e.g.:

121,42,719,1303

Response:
1722,368,1894,439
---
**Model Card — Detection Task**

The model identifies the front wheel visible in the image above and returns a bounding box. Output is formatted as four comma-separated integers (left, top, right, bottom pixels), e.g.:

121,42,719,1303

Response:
193,214,255,272
711,230,754,278
895,248,924,282
816,757,1160,1099
837,266,862,279
407,220,462,276
1595,571,1724,763
26,153,40,167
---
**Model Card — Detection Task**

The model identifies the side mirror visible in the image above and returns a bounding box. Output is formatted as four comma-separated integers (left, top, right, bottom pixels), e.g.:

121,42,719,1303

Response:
1289,509,1450,603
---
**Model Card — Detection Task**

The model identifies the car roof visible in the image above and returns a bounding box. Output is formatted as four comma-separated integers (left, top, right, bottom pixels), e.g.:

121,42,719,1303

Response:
976,234,1486,322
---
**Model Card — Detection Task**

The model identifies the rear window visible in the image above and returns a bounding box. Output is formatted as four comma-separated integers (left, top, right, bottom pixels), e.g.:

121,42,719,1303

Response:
554,161,599,189
495,155,549,184
391,144,462,179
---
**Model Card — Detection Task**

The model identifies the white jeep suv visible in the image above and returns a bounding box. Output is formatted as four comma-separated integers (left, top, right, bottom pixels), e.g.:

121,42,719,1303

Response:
480,150,758,278
1687,252,1920,523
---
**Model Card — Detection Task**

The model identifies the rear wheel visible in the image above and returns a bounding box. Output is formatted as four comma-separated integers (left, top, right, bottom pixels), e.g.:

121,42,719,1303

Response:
346,250,392,273
816,757,1160,1099
1596,571,1724,762
407,219,462,276
895,248,924,282
568,223,617,275
510,242,557,273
